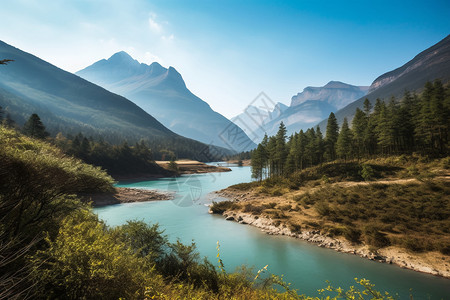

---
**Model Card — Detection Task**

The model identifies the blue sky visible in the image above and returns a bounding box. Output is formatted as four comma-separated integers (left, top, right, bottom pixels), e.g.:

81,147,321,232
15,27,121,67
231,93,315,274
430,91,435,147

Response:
0,0,449,118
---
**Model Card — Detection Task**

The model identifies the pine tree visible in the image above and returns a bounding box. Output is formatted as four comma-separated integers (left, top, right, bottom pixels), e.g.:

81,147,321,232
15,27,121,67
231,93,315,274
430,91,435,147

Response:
22,113,49,139
430,80,447,153
2,113,15,128
260,134,269,178
304,128,316,167
251,140,268,181
376,101,395,155
315,126,324,164
397,91,415,152
388,97,400,153
266,136,277,178
363,98,372,116
284,135,297,175
415,82,434,152
352,108,367,159
296,130,306,170
274,122,287,176
336,118,353,160
325,112,339,161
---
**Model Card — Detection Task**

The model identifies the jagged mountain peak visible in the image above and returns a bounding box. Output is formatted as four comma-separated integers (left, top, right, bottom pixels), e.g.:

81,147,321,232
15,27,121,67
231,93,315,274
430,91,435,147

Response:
323,81,353,89
290,81,368,108
108,51,135,62
76,53,255,151
77,52,190,90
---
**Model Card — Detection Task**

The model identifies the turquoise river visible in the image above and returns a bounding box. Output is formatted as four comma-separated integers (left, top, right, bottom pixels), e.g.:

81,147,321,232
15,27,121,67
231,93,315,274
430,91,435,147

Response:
94,165,450,299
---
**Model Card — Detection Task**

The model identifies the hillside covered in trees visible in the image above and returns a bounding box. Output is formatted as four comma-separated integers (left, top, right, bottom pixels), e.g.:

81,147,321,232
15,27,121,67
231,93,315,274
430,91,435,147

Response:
0,41,234,163
210,81,450,265
0,115,402,300
251,81,449,181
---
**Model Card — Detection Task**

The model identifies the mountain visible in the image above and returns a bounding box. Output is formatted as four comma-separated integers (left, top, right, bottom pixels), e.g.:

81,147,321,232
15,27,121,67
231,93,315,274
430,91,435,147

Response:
243,81,368,140
0,41,228,159
230,102,288,142
76,52,256,152
290,81,369,108
317,34,450,130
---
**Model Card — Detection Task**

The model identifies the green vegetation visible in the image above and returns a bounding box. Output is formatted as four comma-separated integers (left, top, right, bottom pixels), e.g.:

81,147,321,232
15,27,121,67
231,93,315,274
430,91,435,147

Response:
295,181,450,252
210,201,240,214
22,113,49,139
230,155,450,253
54,131,173,176
0,125,402,299
242,81,450,254
251,81,449,180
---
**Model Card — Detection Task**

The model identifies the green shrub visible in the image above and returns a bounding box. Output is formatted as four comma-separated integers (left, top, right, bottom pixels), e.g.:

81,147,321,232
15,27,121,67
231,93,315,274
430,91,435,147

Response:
29,211,157,299
344,227,361,244
439,244,450,255
360,164,375,181
289,223,302,233
315,201,331,216
229,182,257,191
263,202,277,209
271,188,284,196
210,201,239,214
403,237,425,252
441,157,450,169
279,204,292,211
328,226,345,237
363,226,390,248
243,204,264,215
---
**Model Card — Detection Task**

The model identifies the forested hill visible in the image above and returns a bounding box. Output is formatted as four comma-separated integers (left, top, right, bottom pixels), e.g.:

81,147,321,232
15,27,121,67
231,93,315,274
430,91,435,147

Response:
0,41,231,160
317,35,450,130
251,80,449,181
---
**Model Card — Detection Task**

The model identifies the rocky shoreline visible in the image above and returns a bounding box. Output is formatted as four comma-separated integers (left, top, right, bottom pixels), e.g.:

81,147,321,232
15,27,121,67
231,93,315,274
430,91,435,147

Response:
211,202,450,279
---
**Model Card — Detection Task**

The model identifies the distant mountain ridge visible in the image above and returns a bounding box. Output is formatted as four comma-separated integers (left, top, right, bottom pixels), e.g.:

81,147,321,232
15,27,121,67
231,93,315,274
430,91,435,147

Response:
291,81,369,108
0,40,230,160
233,81,368,141
77,53,256,152
317,34,450,131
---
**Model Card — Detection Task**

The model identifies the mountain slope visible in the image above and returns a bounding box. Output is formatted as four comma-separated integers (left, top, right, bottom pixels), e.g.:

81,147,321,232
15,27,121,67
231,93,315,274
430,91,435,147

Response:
230,102,288,142
0,41,227,159
76,53,256,152
317,35,450,130
240,81,368,139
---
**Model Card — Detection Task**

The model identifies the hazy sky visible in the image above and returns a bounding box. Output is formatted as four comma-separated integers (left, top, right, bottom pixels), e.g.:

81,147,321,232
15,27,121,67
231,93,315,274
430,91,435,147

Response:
1,0,449,118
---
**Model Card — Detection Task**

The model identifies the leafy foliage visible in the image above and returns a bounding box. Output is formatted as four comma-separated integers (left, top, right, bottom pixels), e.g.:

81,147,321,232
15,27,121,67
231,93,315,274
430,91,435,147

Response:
0,125,408,299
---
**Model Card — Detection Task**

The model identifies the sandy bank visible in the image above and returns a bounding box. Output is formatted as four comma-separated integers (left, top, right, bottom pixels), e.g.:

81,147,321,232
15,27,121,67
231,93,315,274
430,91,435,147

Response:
81,187,174,207
156,160,231,174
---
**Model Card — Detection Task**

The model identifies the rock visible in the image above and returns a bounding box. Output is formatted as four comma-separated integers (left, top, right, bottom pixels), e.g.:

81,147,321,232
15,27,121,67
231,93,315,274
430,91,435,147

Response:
225,216,234,221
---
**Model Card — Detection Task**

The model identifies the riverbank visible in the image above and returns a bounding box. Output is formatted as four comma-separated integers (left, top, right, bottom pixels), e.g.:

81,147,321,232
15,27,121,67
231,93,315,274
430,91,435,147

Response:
156,159,232,174
212,175,450,278
80,187,174,207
